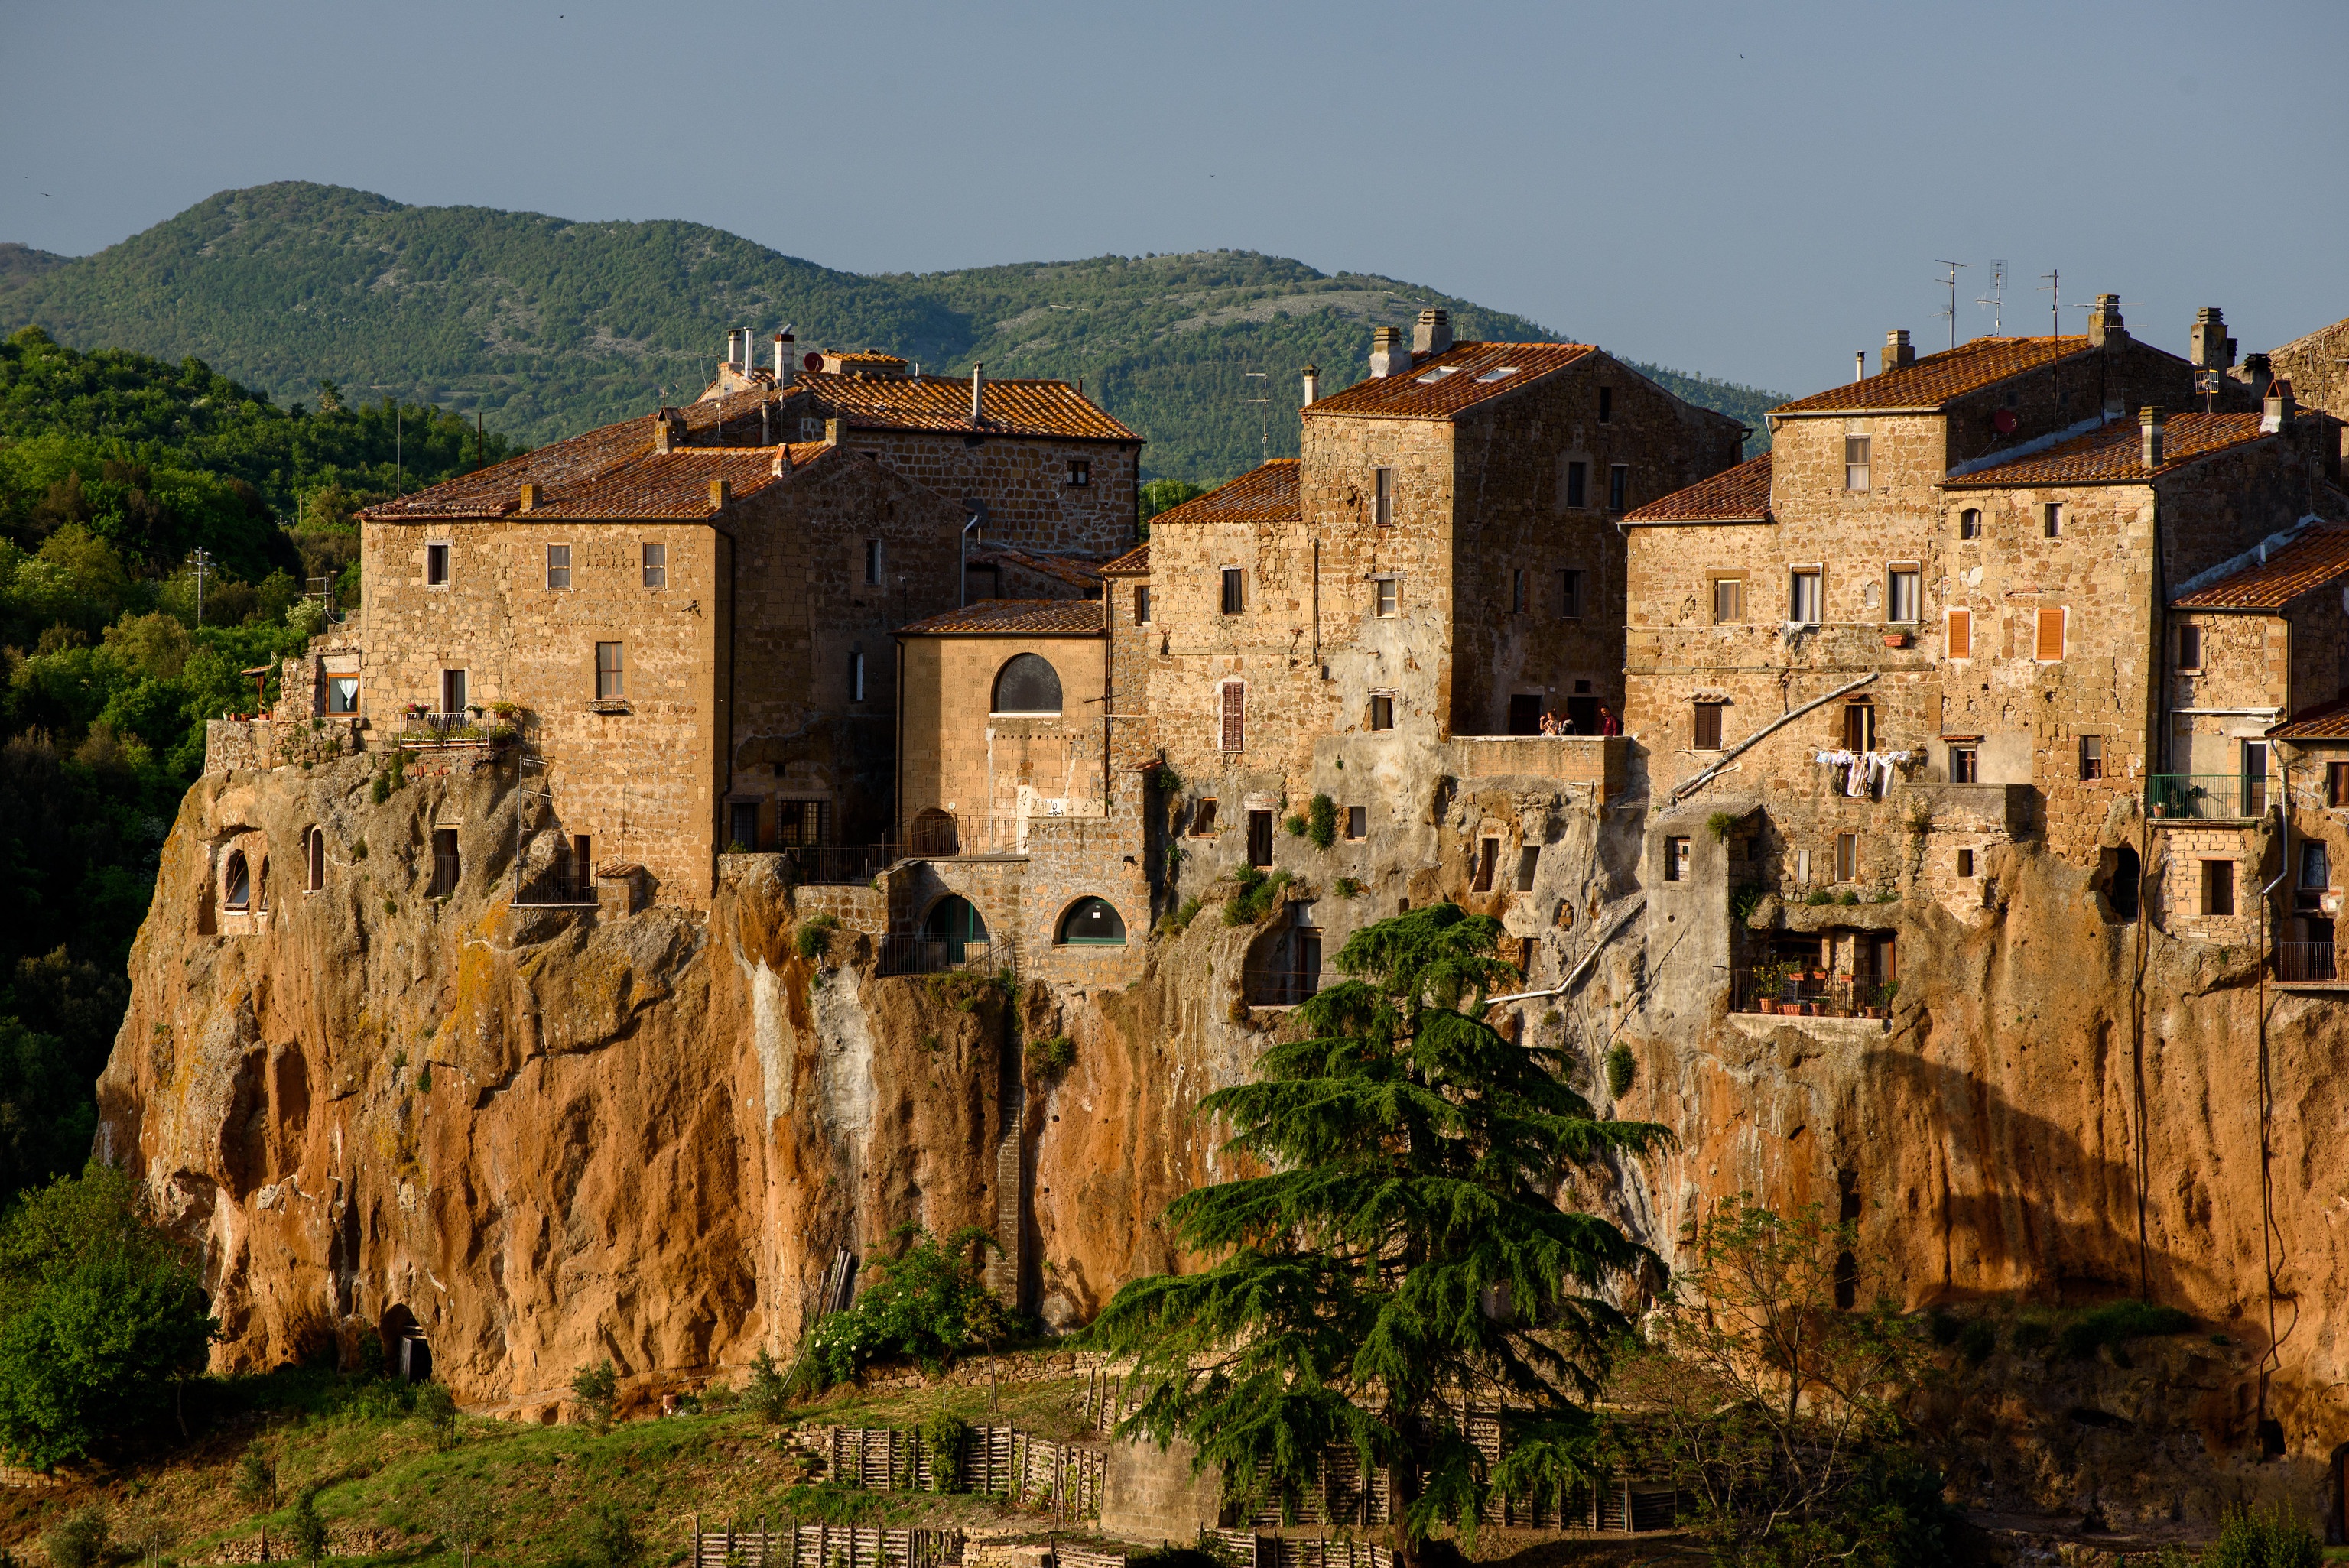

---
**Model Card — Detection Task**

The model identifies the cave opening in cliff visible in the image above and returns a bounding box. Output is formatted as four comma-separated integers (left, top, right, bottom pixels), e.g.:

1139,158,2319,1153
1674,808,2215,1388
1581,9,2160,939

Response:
382,1304,432,1382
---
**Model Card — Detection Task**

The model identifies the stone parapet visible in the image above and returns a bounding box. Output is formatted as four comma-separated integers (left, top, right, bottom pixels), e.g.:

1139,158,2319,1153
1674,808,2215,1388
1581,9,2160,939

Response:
1447,734,1627,799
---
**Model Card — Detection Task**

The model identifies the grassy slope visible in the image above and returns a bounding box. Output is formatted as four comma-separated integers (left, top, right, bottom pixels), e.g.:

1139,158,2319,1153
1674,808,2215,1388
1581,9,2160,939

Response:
0,184,1786,479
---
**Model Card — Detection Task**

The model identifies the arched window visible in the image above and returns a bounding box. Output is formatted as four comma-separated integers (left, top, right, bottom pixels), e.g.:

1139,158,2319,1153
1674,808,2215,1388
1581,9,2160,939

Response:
1958,508,1982,541
306,828,326,893
2109,844,2141,922
256,857,269,913
223,850,251,911
992,653,1062,715
922,895,989,963
1058,897,1126,946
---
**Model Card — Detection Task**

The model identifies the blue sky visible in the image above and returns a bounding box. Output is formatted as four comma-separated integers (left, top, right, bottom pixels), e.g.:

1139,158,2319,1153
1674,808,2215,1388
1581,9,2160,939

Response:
5,0,2345,394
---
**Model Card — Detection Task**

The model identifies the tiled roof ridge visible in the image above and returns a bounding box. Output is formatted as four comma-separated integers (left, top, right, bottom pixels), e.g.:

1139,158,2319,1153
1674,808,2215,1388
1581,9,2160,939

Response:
2172,518,2349,610
1145,459,1301,528
1100,543,1150,575
1620,452,1772,524
1944,410,2285,489
2268,691,2349,740
1773,335,2091,415
896,598,1107,637
1300,342,1600,423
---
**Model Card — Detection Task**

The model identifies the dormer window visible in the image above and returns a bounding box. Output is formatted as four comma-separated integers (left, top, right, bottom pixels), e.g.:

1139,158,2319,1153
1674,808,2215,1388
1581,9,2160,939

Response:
1414,365,1460,385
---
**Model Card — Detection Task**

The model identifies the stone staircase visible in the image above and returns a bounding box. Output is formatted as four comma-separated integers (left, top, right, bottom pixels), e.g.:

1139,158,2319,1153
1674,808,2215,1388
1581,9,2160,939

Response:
983,1073,1025,1302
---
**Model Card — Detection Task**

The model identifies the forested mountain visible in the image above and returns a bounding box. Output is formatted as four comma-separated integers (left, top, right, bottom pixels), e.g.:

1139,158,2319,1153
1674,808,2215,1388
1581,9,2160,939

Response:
0,183,1785,479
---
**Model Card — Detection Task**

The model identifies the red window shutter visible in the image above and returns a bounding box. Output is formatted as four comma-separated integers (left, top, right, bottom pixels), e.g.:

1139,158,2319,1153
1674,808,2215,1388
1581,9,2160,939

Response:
2035,606,2065,661
1221,683,1243,752
1946,607,1971,660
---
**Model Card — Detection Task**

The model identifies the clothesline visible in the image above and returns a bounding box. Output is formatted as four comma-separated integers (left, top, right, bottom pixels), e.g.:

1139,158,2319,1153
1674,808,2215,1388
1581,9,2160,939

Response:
1814,748,1922,799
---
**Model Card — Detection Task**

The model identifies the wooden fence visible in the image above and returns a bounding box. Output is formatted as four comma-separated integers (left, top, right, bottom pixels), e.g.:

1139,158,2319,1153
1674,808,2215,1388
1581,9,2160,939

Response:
689,1524,962,1568
807,1424,1107,1522
1203,1533,1394,1568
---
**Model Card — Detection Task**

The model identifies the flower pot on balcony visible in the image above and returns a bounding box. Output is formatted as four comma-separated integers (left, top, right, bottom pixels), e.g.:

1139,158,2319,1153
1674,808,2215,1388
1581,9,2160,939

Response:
1883,632,1912,648
1758,999,1777,1014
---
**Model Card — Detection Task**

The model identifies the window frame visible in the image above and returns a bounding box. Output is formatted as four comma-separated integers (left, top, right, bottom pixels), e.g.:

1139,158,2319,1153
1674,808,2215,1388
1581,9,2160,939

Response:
1664,836,1690,883
991,652,1064,716
1374,575,1399,618
2328,760,2349,808
863,538,882,586
1710,573,1743,625
1607,463,1629,512
2178,622,2202,670
1950,745,1979,783
1220,566,1245,615
1958,508,1982,541
1369,692,1395,732
593,643,624,700
1373,467,1395,527
1844,434,1872,491
642,541,668,589
2044,502,2064,538
1558,567,1584,621
2034,605,2068,662
2080,733,2105,781
1564,459,1587,510
1345,805,1368,840
1597,386,1614,424
305,826,326,894
1220,680,1245,752
325,674,360,715
1957,848,1976,878
1135,583,1153,625
425,541,451,588
1693,700,1724,752
1886,563,1922,624
1789,566,1824,627
2203,859,2237,917
1067,459,1091,488
545,543,572,590
1511,568,1526,614
440,668,468,715
1834,832,1860,883
848,649,866,703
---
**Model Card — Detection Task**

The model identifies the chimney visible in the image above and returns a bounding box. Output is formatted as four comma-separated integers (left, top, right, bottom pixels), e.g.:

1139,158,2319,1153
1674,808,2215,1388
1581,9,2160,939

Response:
773,328,797,386
1883,329,1915,370
1369,326,1408,378
2240,351,2273,391
2139,405,2165,469
651,407,684,452
518,482,542,511
709,477,731,508
1301,362,1320,407
825,417,847,446
2262,378,2296,433
1854,351,1867,383
2191,307,2237,372
971,362,985,424
1412,308,1452,358
2087,294,2130,350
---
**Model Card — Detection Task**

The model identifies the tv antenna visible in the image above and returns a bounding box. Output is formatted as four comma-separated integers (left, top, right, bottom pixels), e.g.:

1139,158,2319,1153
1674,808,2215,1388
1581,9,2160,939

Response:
2039,268,2060,336
1935,261,1967,351
1974,260,2008,335
1243,369,1270,460
190,547,213,628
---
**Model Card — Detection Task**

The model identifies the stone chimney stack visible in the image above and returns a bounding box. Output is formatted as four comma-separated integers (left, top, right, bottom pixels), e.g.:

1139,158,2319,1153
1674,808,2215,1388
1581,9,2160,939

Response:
1369,326,1407,378
825,417,847,446
773,328,797,386
1883,329,1915,370
709,477,731,508
2191,307,2237,372
652,408,684,453
518,482,542,511
1854,351,1867,383
2087,294,2130,350
970,362,985,424
1412,308,1452,358
2262,379,2297,433
1301,362,1320,407
2140,406,2165,468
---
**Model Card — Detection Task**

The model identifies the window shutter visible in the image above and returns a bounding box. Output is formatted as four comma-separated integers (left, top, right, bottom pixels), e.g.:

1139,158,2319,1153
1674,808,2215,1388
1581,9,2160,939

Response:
1221,683,1244,752
1946,607,1971,659
2035,606,2066,661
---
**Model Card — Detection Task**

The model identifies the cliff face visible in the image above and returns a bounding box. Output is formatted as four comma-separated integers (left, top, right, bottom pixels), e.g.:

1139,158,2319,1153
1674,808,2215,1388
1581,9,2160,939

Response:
96,752,2349,1521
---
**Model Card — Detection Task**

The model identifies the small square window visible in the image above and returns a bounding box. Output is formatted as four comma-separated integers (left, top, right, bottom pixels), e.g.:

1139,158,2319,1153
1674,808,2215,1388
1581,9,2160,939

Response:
594,641,623,700
1608,463,1629,512
1373,467,1395,526
1950,746,1978,783
1345,806,1367,840
2080,734,2104,781
546,544,571,589
1067,459,1091,486
327,676,359,715
2044,503,2064,537
1957,849,1975,878
863,539,882,586
1597,386,1614,424
1564,459,1587,509
1711,577,1742,624
1559,568,1584,620
1844,435,1872,491
1220,567,1245,615
1511,569,1526,614
2178,623,2201,670
2203,859,2236,917
1135,584,1153,625
426,542,450,586
1887,566,1920,623
1192,799,1218,836
1664,836,1690,882
1375,577,1398,617
1694,701,1724,751
643,541,668,589
1958,508,1982,540
1369,693,1395,731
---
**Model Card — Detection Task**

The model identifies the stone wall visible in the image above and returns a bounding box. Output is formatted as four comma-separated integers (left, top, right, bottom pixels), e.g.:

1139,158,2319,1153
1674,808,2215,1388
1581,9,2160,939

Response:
898,633,1110,827
852,429,1138,555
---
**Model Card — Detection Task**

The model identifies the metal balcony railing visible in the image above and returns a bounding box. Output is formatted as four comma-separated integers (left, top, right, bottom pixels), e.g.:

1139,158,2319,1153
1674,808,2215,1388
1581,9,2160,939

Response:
2147,774,2266,820
782,844,902,886
398,712,516,748
2276,941,2340,983
877,936,1017,978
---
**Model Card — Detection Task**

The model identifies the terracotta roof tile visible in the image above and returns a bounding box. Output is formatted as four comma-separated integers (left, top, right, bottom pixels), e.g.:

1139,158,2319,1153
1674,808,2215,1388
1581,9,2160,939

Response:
801,371,1139,442
1147,460,1300,528
1100,544,1150,575
1301,342,1597,421
2268,693,2349,740
361,437,840,523
1774,336,2090,415
970,544,1105,589
2172,524,2349,610
1944,411,2276,489
1622,453,1772,524
896,599,1106,637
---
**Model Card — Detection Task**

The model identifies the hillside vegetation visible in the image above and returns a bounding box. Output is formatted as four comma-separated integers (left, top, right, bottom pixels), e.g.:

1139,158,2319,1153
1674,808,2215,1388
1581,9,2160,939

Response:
0,183,1787,479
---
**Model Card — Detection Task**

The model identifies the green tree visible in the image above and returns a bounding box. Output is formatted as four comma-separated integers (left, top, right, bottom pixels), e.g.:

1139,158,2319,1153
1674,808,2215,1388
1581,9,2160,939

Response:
286,1486,329,1566
42,1503,109,1568
743,1346,791,1421
434,1476,497,1568
570,1359,618,1428
805,1225,1008,1388
414,1378,458,1450
0,1164,216,1468
583,1499,645,1568
1092,902,1670,1553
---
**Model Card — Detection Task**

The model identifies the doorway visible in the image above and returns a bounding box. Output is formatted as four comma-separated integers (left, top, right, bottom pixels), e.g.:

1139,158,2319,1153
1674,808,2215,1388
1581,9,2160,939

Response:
1565,695,1599,734
1247,810,1275,868
923,895,989,963
1508,694,1543,735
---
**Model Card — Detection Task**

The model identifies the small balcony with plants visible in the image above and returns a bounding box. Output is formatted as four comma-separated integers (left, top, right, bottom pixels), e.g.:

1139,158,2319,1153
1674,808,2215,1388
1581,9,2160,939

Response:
398,700,522,750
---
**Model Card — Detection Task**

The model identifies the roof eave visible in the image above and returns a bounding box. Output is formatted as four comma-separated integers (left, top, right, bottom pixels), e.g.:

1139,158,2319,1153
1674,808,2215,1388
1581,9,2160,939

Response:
1620,513,1773,528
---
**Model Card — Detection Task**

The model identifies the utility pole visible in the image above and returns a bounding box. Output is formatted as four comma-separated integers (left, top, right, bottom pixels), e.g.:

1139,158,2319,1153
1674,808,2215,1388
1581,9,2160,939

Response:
191,547,213,628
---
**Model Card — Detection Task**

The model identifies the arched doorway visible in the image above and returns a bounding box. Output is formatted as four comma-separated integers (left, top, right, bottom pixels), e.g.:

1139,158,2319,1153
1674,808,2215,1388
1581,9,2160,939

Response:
381,1303,431,1382
923,895,989,965
2110,845,2141,921
991,653,1063,715
910,807,959,857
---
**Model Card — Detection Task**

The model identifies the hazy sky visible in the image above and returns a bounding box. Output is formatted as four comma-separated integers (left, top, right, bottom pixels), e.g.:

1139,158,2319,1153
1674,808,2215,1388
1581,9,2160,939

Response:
5,1,2346,394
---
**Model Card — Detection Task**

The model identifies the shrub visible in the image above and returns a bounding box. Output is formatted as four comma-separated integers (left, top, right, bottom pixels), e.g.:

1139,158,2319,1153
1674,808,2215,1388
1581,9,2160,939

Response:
1958,1318,1997,1367
1307,794,1338,850
583,1500,645,1568
371,771,392,805
1024,1034,1075,1076
1705,810,1736,842
44,1505,110,1568
570,1359,619,1427
2190,1504,2321,1568
1283,813,1306,837
1805,888,1834,906
2058,1300,2194,1362
920,1411,973,1493
795,914,840,963
287,1488,329,1566
414,1378,458,1448
2009,1319,2052,1354
1158,896,1204,937
1334,877,1363,898
1837,890,1861,906
1606,1043,1636,1099
700,1378,738,1411
1222,867,1289,927
744,1346,791,1421
1151,765,1181,794
1927,1310,1961,1346
234,1444,278,1508
804,1226,1007,1388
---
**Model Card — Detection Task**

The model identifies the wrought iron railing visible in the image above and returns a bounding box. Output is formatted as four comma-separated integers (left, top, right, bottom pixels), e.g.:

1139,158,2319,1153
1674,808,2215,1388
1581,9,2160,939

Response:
1242,966,1321,1007
2147,774,2266,820
877,936,1016,978
398,712,517,748
2276,941,2339,982
513,868,597,907
782,845,902,886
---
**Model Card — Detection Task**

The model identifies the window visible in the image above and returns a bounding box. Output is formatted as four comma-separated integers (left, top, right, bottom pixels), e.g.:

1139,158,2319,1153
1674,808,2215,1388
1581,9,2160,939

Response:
1247,810,1275,868
1373,467,1395,526
1564,459,1587,509
2043,503,2064,537
1375,576,1399,617
847,650,866,702
1790,569,1822,625
643,542,668,588
1843,702,1874,750
729,801,759,853
2204,859,2237,917
306,827,325,892
1844,435,1872,490
1220,567,1245,614
1346,806,1367,840
1473,837,1500,892
1958,508,1982,541
1511,569,1526,614
1664,836,1689,882
1711,577,1743,624
2329,761,2349,807
1950,745,1979,783
1835,833,1860,882
2243,742,2270,816
1886,566,1920,623
1516,846,1541,891
992,652,1061,714
2303,840,2331,889
1220,682,1245,752
2178,623,2202,670
1059,896,1126,945
1694,701,1724,751
1957,848,1976,878
440,668,468,715
2035,606,2067,661
1067,459,1091,487
426,542,450,586
863,539,882,586
1192,799,1217,836
223,849,250,911
1946,607,1973,660
430,828,460,898
1135,584,1153,625
2079,735,2105,781
1608,463,1629,511
1598,386,1614,424
546,544,571,589
1369,693,1395,731
1558,568,1584,620
595,642,623,700
326,675,359,714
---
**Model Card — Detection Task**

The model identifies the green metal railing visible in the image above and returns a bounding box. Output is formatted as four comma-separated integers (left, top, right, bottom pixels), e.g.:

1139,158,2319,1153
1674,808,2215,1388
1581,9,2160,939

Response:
2147,774,2268,820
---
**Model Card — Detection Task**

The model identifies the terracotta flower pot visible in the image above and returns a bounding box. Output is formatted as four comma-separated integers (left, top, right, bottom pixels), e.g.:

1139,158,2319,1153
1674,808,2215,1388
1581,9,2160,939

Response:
1883,632,1912,648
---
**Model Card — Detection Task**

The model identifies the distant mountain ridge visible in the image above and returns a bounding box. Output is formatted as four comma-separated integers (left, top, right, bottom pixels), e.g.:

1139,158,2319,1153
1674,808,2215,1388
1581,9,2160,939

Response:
0,182,1786,479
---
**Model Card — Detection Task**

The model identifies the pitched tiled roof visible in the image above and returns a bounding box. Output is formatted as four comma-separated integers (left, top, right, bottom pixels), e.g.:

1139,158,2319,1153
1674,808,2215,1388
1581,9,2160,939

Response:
2268,693,2349,740
1943,411,2273,489
2172,524,2349,610
1774,336,2090,415
682,385,809,441
801,372,1139,442
363,418,648,519
1147,460,1300,528
1621,453,1772,524
1100,543,1149,575
970,544,1104,589
1301,342,1597,421
361,433,838,522
896,599,1106,637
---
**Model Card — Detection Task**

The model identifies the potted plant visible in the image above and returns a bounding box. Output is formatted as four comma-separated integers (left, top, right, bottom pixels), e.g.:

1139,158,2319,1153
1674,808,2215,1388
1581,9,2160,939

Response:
1883,631,1912,649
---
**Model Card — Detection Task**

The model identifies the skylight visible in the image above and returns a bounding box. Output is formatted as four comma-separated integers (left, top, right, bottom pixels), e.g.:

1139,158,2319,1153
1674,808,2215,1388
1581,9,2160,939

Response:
1415,365,1460,384
1475,365,1521,383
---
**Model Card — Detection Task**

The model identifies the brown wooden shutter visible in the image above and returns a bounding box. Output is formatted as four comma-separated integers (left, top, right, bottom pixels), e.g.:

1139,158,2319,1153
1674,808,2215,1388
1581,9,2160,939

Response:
2035,606,2066,661
1220,682,1244,752
1946,607,1971,660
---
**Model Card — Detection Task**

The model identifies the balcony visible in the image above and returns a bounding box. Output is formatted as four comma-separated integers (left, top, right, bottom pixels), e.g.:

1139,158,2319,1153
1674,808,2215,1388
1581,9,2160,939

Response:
397,711,518,750
1447,735,1627,800
2148,774,2266,821
2276,941,2341,985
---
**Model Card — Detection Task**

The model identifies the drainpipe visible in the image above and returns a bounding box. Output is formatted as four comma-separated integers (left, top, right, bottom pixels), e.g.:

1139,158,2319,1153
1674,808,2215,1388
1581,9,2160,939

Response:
960,503,989,609
894,635,906,844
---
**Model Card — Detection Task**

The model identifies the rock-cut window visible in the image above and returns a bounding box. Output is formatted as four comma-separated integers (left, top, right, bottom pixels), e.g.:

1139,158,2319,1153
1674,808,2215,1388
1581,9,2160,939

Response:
992,653,1062,715
223,850,251,911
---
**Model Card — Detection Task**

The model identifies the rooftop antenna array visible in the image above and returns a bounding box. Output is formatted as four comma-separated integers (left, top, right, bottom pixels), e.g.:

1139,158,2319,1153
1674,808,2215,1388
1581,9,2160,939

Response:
1935,261,1968,351
2039,268,2060,336
1974,260,2008,335
1243,370,1270,461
